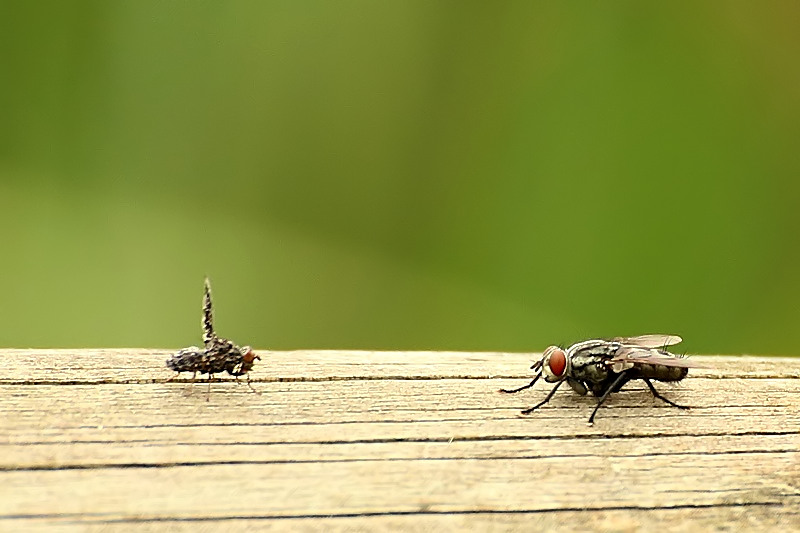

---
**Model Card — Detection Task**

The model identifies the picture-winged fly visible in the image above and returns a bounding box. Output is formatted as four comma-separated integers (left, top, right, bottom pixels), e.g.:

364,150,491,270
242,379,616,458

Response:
501,335,700,424
166,278,260,400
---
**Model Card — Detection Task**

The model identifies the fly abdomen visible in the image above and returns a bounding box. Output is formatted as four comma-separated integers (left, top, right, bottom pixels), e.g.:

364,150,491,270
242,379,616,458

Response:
166,346,208,373
629,363,688,382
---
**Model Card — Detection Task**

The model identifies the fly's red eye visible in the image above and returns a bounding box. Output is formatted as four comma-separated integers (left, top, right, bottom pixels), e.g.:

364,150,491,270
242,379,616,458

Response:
548,348,567,377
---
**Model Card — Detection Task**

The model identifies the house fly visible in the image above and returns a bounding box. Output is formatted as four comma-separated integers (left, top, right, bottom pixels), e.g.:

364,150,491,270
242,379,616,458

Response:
166,278,260,400
501,335,699,424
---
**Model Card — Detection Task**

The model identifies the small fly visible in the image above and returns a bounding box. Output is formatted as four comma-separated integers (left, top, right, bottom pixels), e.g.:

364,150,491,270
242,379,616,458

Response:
501,335,700,424
166,278,260,400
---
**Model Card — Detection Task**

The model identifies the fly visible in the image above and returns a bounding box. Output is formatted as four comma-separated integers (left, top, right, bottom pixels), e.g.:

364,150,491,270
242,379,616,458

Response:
501,335,700,424
166,278,260,400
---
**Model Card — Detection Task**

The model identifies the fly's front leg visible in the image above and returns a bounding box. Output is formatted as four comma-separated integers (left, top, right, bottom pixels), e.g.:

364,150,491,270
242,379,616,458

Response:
246,373,259,394
499,373,541,394
644,378,689,410
521,380,564,415
233,374,259,394
588,372,629,424
500,361,543,394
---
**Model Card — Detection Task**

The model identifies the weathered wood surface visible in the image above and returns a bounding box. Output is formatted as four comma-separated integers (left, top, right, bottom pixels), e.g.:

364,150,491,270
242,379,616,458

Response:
0,349,798,531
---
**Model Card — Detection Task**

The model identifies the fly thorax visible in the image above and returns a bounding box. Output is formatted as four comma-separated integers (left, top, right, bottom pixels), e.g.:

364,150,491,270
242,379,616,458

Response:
569,354,609,384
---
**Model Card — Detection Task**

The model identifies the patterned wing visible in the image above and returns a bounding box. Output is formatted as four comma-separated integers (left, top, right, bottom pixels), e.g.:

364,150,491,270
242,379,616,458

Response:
202,277,216,347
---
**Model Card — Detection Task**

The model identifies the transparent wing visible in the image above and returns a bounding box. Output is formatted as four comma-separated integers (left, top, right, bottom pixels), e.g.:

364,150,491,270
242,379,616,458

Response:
610,346,707,368
615,334,682,348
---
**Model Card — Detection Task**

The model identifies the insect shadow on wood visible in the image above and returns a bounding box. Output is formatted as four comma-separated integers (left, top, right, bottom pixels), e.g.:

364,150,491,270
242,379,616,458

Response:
500,335,702,424
166,277,261,400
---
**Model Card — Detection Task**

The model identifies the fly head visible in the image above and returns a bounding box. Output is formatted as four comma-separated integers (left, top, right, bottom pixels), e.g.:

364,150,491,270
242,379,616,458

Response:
241,347,260,374
542,345,569,383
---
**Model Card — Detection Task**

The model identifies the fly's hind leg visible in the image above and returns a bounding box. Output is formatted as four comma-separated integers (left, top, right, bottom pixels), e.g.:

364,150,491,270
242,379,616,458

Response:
206,374,214,401
644,378,690,410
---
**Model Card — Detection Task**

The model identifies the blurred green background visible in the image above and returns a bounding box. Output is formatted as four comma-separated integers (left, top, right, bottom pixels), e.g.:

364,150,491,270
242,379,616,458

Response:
1,1,798,355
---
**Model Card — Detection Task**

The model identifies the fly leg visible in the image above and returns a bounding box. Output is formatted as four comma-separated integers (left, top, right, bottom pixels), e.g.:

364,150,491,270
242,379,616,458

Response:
234,374,259,394
644,378,690,410
521,380,564,415
245,373,259,394
500,361,543,393
166,370,195,384
499,373,541,394
179,371,198,397
588,372,629,424
206,374,214,401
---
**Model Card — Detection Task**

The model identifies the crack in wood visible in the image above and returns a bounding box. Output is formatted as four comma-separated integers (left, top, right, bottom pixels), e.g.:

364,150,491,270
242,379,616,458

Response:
6,429,798,448
2,501,793,523
2,448,797,473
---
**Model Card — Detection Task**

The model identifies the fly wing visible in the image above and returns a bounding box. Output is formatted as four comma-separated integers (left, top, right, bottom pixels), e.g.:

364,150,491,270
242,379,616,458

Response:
202,277,216,348
609,346,708,372
616,334,682,348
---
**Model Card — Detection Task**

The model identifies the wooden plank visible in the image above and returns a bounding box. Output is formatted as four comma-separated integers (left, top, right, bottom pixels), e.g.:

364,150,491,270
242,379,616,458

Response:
2,380,798,444
0,349,798,531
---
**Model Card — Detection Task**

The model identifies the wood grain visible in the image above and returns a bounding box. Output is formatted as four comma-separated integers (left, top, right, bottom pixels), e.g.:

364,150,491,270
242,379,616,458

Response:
0,349,798,531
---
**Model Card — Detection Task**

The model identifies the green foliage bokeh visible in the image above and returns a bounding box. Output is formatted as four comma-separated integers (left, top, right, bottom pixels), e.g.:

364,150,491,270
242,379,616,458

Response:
1,2,798,355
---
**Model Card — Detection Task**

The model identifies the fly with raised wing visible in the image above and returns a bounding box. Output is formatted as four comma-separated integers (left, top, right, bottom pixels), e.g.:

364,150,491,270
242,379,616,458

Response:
166,278,261,400
501,335,700,424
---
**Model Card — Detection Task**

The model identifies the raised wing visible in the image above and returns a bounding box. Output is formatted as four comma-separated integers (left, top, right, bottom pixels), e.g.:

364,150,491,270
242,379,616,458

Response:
615,334,682,348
